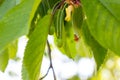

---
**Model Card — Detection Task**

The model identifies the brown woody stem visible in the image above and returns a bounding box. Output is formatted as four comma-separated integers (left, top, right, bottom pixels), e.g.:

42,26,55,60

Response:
39,40,56,80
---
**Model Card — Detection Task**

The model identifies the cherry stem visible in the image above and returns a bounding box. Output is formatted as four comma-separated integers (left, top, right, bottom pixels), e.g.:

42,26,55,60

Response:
52,0,65,15
39,40,56,80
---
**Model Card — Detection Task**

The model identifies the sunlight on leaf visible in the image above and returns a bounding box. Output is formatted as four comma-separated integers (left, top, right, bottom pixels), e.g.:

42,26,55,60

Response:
99,0,120,21
0,0,42,52
22,15,51,80
0,50,9,72
81,0,120,56
81,21,107,70
0,40,18,72
0,0,16,19
8,40,18,59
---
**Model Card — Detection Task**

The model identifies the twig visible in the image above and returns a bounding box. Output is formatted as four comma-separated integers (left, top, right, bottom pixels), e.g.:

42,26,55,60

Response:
39,67,51,80
39,40,56,80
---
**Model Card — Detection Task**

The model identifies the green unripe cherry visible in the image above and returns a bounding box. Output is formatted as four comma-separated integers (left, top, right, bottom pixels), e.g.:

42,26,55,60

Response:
49,25,55,35
56,38,63,48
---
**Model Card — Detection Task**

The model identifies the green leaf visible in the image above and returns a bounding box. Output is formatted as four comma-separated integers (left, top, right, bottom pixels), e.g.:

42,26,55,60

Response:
60,21,77,58
0,0,5,5
47,0,59,9
38,0,58,18
54,5,77,58
22,15,51,80
81,21,107,70
99,0,120,21
0,40,18,71
0,49,9,72
68,75,80,80
81,0,120,55
72,6,83,35
0,0,16,19
77,37,92,57
0,0,42,52
54,21,77,58
8,40,18,59
65,21,78,58
53,4,76,58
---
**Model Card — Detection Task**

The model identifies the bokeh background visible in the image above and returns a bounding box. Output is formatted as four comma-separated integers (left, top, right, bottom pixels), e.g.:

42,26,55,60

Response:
0,36,120,80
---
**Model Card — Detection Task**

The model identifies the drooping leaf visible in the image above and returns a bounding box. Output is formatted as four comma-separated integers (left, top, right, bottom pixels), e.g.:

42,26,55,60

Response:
64,21,77,58
0,0,16,19
28,0,59,36
72,6,83,35
0,49,9,72
0,40,18,71
8,40,18,59
0,0,42,52
54,22,77,58
77,37,92,57
81,0,120,56
38,1,49,17
81,21,107,70
99,0,120,21
22,15,51,80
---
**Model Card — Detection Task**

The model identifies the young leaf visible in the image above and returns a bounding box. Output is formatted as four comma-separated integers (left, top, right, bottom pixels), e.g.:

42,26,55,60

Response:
0,0,42,52
0,40,18,71
22,15,51,80
81,0,120,56
82,21,107,70
0,49,9,72
8,40,18,59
